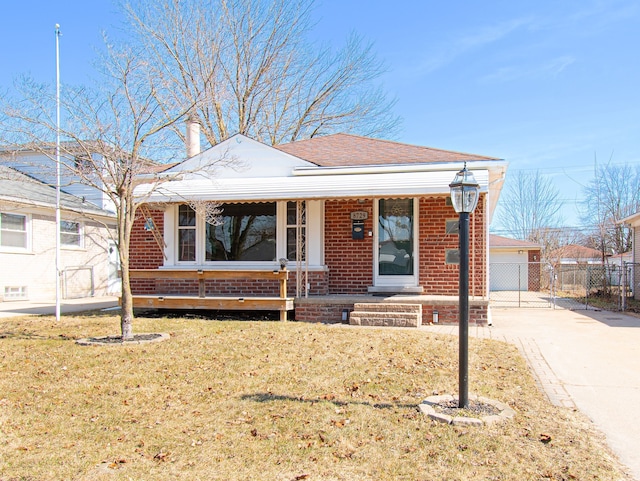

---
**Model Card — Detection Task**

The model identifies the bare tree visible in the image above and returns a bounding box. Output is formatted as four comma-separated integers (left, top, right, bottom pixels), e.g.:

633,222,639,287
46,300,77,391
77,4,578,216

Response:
122,0,400,148
495,169,564,255
0,43,212,339
581,160,640,257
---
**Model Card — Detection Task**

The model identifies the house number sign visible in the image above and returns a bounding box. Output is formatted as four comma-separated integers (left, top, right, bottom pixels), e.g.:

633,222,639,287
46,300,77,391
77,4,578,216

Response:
350,211,368,220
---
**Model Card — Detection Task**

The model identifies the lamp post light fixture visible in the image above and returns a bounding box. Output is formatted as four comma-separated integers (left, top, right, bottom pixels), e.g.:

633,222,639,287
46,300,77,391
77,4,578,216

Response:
449,162,480,409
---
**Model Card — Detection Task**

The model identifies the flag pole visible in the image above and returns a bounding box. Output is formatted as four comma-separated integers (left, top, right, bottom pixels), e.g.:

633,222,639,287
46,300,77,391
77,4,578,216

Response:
55,24,61,322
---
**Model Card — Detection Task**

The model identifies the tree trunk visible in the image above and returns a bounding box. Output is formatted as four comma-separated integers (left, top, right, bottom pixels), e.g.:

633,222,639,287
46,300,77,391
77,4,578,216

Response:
118,200,135,340
120,255,134,340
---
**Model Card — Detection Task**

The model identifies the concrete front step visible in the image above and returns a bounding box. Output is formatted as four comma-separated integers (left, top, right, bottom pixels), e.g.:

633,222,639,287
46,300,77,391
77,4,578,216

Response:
353,303,422,313
350,303,423,327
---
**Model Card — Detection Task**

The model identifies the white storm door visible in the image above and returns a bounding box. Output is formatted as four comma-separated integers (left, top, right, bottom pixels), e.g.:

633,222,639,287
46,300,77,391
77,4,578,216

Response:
374,198,418,287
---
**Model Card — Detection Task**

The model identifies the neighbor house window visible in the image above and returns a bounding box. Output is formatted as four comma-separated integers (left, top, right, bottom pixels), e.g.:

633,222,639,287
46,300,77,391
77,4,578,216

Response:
60,221,82,247
0,213,28,249
178,204,196,262
286,201,306,261
205,202,276,261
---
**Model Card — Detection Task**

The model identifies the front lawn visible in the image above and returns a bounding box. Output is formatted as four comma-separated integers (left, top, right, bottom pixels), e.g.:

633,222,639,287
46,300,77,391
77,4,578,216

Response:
0,314,629,480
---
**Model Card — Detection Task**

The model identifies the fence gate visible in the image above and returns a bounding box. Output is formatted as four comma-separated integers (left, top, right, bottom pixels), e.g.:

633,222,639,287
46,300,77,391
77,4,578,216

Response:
489,262,553,308
490,261,636,310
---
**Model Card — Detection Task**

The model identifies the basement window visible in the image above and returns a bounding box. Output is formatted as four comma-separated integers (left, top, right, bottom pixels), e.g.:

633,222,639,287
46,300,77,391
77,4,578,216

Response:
4,286,27,300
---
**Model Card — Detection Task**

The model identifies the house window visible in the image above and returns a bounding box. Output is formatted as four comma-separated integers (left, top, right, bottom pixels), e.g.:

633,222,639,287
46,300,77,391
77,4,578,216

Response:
178,204,196,262
60,221,82,247
205,202,276,261
0,213,28,249
286,201,306,261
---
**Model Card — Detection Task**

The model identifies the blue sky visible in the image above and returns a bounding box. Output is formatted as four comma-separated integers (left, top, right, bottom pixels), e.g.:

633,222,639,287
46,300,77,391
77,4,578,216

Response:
1,0,639,229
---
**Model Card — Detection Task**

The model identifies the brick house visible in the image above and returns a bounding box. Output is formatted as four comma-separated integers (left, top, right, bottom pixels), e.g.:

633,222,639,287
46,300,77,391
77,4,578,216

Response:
130,133,507,325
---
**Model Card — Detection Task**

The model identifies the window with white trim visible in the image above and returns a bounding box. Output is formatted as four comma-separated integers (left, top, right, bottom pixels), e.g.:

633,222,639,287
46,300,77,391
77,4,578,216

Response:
178,204,197,262
286,201,305,261
0,213,28,249
60,221,82,247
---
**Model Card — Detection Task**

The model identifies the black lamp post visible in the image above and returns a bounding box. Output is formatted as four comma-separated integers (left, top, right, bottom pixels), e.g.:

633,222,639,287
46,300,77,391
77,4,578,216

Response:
449,162,480,409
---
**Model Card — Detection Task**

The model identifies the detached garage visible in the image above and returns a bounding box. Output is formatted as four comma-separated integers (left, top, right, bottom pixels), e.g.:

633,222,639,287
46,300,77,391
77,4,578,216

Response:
489,235,541,291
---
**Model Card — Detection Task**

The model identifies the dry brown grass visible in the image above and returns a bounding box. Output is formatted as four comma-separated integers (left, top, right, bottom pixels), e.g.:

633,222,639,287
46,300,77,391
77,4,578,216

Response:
0,312,631,480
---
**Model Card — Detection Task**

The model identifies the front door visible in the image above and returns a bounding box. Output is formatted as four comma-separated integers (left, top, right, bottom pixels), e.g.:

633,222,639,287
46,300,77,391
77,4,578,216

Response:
374,198,418,287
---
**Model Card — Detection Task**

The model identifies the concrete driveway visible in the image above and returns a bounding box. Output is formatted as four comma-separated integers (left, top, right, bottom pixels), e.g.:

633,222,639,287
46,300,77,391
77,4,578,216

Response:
0,296,119,318
424,306,640,481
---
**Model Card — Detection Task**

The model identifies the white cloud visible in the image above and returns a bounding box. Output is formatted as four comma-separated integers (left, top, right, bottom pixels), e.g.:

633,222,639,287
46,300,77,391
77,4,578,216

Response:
415,17,534,75
480,55,576,83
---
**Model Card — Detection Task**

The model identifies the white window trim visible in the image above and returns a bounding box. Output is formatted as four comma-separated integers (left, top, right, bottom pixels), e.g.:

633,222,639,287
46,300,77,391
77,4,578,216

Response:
373,197,419,287
167,201,323,269
0,212,31,253
176,204,198,265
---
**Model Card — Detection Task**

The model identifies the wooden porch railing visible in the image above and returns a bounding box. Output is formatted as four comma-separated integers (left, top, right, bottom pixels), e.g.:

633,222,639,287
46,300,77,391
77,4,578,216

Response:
129,268,293,321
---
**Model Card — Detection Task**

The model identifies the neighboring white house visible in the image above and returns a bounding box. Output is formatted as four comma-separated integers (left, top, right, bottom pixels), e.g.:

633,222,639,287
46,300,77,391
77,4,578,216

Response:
0,166,118,302
1,147,115,212
621,212,640,300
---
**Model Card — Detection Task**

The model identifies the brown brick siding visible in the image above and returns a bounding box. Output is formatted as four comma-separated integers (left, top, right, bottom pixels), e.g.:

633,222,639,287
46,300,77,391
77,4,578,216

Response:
324,196,486,296
130,207,165,270
528,249,541,291
416,196,486,296
324,199,374,294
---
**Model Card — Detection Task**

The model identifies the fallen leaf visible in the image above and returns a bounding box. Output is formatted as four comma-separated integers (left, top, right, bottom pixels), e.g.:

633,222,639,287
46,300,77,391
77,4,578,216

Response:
153,451,169,462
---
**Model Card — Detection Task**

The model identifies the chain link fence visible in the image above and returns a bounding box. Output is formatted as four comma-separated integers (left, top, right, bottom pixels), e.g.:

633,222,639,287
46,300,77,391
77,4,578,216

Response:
489,261,636,311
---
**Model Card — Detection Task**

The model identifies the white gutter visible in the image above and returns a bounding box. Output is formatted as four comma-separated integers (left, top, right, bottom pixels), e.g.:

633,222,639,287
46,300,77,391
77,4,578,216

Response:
292,160,507,176
0,195,116,219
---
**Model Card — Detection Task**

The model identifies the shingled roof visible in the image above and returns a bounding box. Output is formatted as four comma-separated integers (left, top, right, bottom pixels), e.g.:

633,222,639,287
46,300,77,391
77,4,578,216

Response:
489,234,540,249
275,133,501,167
0,166,114,217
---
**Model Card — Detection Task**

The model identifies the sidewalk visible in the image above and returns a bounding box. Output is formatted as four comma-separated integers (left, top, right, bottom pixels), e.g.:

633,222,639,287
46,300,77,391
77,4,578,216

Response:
0,296,120,318
422,306,640,481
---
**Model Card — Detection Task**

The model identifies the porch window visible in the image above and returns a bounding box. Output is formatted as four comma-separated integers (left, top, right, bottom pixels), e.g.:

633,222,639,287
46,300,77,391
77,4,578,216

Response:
0,213,28,249
286,201,306,261
205,202,276,261
60,221,82,247
178,204,196,261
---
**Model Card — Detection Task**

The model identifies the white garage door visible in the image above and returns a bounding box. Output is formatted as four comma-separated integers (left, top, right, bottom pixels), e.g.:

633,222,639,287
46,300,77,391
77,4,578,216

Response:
490,252,529,291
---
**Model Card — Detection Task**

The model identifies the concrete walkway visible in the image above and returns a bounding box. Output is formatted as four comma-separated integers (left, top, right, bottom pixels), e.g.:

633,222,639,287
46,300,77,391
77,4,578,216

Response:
423,306,640,481
0,296,119,318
